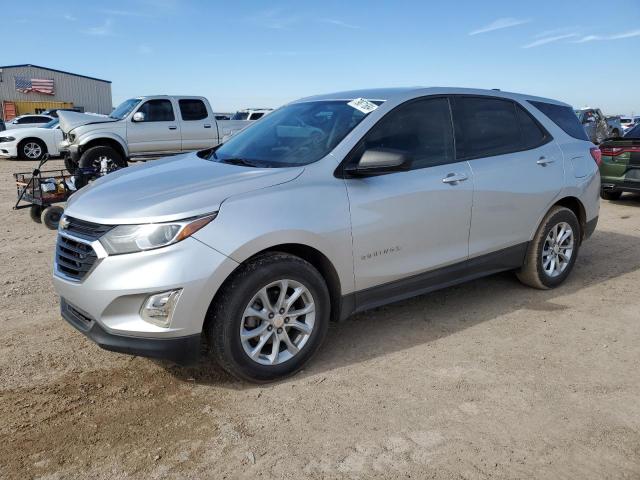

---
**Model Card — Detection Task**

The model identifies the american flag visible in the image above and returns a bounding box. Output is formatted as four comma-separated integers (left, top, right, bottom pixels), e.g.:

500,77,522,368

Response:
15,76,55,95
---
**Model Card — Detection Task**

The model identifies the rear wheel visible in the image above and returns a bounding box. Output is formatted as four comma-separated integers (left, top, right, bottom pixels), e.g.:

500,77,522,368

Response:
19,139,46,160
206,253,330,382
75,145,126,188
516,206,581,290
600,190,622,201
41,205,64,230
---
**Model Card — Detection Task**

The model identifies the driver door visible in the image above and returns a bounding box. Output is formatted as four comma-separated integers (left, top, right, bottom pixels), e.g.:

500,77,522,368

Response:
127,99,182,154
344,97,473,297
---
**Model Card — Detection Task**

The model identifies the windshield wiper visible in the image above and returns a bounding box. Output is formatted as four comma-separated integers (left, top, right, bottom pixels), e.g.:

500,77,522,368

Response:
220,158,262,167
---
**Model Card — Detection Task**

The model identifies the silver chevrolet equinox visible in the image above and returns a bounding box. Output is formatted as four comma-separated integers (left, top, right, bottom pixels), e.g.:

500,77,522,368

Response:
53,88,600,382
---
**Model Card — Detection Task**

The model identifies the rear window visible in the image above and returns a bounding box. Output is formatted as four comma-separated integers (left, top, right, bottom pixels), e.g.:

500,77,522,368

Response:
179,99,208,121
529,101,589,141
516,104,549,149
452,97,524,159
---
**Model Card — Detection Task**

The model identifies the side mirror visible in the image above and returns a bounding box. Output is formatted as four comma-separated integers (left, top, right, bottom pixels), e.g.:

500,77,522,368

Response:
344,148,411,177
132,112,145,122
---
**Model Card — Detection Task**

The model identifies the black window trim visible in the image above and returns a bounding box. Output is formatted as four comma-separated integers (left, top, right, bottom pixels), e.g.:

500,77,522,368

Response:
134,99,176,123
450,94,553,162
336,94,458,178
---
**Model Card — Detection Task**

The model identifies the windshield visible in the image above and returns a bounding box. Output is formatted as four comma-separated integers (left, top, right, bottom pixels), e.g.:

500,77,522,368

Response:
211,100,380,167
42,119,59,129
231,111,249,120
110,98,141,120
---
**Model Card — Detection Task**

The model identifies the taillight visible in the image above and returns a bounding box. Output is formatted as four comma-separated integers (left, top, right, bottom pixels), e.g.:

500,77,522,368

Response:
600,146,640,156
591,147,602,166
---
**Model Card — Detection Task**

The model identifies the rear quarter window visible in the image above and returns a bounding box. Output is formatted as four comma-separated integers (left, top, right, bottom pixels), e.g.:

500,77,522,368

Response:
529,101,589,141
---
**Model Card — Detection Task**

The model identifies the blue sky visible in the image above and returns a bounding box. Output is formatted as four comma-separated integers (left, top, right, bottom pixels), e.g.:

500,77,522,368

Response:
4,0,640,114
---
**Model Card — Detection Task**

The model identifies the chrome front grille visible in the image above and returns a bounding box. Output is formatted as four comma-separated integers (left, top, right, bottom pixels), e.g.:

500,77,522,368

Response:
62,216,114,241
56,235,98,281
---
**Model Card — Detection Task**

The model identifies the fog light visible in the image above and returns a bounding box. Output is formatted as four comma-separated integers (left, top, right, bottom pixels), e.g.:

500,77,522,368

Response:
140,289,182,327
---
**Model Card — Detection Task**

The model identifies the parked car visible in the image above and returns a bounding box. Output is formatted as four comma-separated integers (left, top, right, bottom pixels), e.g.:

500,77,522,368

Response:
620,116,635,134
57,95,253,181
53,87,600,382
5,114,54,130
605,116,623,138
231,108,273,121
0,118,63,160
598,123,640,200
574,108,621,143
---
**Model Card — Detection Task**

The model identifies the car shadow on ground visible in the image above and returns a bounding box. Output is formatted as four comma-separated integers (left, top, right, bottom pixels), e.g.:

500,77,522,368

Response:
168,228,640,388
608,192,640,206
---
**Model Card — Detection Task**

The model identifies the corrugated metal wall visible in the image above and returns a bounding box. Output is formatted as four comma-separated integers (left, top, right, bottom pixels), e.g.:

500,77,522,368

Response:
0,65,112,115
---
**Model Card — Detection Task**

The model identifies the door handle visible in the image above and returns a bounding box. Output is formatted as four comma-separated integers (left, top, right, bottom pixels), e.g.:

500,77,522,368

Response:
204,124,212,128
168,126,177,130
536,156,555,166
442,173,468,184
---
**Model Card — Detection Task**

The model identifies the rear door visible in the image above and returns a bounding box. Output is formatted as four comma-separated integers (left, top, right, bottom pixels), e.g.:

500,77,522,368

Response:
178,98,218,151
452,96,564,258
127,98,181,154
345,96,473,293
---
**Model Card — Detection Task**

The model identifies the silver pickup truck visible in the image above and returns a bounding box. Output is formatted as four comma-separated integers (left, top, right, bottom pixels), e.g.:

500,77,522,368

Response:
58,95,252,179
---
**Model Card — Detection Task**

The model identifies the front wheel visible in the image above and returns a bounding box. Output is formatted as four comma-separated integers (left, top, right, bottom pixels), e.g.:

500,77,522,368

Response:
516,206,581,290
19,139,46,160
75,145,127,189
206,253,330,382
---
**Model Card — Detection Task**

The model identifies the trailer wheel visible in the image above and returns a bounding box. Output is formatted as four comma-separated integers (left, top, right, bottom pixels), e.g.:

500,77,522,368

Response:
30,205,43,223
41,206,64,230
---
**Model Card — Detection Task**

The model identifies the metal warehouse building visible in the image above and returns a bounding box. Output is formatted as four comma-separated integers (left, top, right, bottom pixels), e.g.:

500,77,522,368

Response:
0,64,112,119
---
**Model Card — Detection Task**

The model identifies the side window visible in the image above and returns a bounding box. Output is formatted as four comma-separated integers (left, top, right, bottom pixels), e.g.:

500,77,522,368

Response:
179,99,208,121
249,112,264,120
515,104,549,149
452,97,522,159
360,97,455,169
35,116,50,123
17,117,31,124
529,101,589,141
137,99,175,122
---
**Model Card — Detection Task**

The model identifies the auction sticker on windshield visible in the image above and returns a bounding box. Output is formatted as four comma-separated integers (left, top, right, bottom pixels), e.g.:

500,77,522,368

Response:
347,98,378,114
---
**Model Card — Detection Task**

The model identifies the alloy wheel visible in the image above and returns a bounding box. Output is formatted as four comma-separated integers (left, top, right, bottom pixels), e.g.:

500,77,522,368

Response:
240,279,315,365
542,222,574,278
24,142,42,159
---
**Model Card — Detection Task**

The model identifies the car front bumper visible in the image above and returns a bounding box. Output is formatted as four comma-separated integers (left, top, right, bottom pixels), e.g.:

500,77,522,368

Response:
53,234,240,363
0,142,18,158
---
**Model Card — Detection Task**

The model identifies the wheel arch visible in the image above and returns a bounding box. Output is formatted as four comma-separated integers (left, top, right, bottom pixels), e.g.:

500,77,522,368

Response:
205,243,344,330
552,196,587,242
78,134,128,159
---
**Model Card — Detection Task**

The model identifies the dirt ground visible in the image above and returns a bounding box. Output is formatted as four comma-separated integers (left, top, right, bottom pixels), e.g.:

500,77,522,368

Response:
1,158,639,480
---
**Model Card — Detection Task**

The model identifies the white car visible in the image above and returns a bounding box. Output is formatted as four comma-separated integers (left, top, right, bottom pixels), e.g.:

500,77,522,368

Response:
620,116,636,134
0,118,63,160
4,114,54,130
231,108,273,121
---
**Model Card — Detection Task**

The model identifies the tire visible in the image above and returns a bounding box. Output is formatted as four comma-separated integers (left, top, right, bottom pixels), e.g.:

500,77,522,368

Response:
600,190,622,201
29,205,43,223
64,156,77,175
206,252,330,382
18,139,46,160
41,205,64,230
75,145,126,189
516,206,581,290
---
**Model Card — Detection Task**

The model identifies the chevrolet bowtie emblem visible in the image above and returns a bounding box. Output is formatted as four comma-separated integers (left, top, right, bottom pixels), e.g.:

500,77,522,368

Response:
59,216,70,230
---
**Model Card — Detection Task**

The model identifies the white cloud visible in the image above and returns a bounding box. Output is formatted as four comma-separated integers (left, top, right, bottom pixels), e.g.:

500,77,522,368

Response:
522,33,579,48
320,18,361,29
469,17,531,35
63,13,77,21
572,29,640,43
82,19,113,36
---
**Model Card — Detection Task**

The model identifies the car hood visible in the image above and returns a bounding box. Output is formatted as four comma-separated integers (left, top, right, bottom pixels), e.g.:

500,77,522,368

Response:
58,111,115,133
64,153,304,224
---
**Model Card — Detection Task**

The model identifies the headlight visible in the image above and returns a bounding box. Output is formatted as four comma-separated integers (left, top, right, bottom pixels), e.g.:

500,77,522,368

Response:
99,213,217,255
68,133,76,142
0,136,15,143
